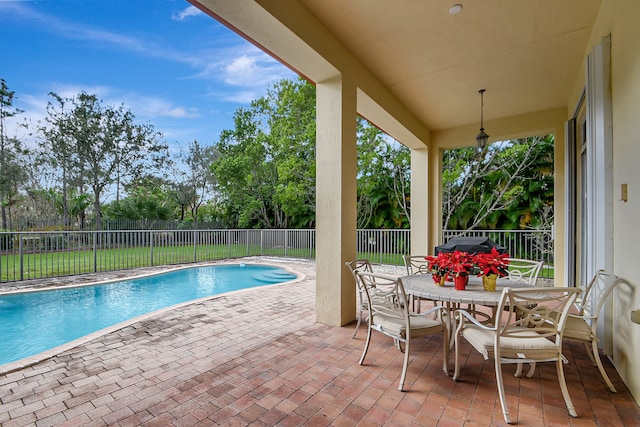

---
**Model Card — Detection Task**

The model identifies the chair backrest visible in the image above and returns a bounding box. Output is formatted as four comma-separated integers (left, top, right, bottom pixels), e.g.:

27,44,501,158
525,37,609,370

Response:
505,258,544,285
578,270,631,322
494,287,581,344
345,259,373,282
403,255,431,275
345,259,376,305
355,271,408,322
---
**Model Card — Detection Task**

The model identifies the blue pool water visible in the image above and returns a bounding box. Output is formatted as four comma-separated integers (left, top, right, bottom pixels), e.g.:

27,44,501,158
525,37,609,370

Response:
0,264,297,366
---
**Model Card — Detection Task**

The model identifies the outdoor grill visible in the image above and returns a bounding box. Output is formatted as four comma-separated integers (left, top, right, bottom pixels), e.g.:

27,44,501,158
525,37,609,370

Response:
434,236,506,255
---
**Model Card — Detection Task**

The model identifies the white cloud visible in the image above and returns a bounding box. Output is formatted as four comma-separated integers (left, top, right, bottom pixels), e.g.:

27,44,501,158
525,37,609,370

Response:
132,97,201,119
38,85,200,120
1,2,203,68
194,45,296,104
172,5,203,21
7,85,202,148
224,90,263,104
3,2,295,107
220,48,292,88
223,55,261,86
3,86,112,148
0,3,145,53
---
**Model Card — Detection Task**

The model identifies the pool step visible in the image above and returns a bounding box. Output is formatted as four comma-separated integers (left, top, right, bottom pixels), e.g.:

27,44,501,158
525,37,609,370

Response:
252,270,296,284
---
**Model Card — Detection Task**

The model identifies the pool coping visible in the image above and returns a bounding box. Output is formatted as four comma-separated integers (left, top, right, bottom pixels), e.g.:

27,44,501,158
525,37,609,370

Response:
0,258,307,375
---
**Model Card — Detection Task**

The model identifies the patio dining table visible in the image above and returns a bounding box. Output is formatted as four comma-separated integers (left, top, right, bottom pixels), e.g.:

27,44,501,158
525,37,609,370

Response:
400,274,537,307
400,274,540,350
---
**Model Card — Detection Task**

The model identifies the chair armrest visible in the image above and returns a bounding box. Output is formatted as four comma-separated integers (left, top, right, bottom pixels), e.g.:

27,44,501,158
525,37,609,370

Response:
411,305,447,316
410,305,448,322
454,309,496,331
372,305,405,321
369,272,399,281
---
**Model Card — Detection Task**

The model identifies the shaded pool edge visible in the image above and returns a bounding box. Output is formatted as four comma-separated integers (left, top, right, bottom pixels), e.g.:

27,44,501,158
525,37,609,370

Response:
0,261,303,374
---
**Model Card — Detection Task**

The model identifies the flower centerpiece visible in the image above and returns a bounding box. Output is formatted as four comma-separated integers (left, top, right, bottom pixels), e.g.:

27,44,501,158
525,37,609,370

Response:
426,250,474,289
448,251,474,290
474,247,510,291
425,252,452,286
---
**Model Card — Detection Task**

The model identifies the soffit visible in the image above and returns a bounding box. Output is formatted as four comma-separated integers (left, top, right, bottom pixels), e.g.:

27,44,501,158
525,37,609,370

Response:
300,0,600,131
194,0,600,133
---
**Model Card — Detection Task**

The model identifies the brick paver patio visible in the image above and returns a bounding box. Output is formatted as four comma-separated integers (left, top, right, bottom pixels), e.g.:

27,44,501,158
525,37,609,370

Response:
1,258,639,426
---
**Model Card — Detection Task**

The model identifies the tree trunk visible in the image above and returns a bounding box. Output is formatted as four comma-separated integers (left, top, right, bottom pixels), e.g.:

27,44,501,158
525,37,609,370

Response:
0,204,7,230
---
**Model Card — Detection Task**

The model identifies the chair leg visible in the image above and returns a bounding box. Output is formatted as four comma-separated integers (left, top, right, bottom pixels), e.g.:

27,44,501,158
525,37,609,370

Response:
495,358,512,424
556,358,577,417
411,295,422,313
592,340,617,392
453,329,461,381
359,325,373,365
515,361,537,378
442,325,450,375
583,341,597,364
514,363,523,377
352,307,363,338
398,338,410,391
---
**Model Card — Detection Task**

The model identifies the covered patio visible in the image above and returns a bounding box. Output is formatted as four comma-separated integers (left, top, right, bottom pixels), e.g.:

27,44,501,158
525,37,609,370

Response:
191,0,640,410
0,260,638,425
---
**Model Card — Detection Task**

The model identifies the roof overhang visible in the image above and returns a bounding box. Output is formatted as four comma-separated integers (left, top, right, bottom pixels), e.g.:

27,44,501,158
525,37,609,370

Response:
191,0,600,146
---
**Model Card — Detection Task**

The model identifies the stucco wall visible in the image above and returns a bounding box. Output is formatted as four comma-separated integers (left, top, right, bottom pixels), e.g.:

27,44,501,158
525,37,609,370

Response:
573,0,640,405
609,0,640,403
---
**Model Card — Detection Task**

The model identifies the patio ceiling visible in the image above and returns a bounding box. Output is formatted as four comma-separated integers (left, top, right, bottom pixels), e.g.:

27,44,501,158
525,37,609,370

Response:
194,0,600,136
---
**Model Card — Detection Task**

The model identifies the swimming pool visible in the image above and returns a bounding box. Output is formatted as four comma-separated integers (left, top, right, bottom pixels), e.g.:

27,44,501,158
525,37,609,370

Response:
0,264,297,367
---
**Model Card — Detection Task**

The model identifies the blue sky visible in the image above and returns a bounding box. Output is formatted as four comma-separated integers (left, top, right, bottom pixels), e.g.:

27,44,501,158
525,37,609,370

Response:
0,0,296,152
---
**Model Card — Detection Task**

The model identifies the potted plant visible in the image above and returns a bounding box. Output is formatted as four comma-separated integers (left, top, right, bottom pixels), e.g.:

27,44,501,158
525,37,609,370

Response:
425,252,452,286
448,250,474,290
474,248,510,291
427,250,476,289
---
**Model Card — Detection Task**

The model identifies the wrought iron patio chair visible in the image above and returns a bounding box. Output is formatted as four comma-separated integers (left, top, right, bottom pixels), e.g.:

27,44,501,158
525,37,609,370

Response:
501,258,547,376
402,255,431,275
506,258,544,285
563,270,632,392
453,286,581,424
345,259,374,338
356,270,449,391
402,254,436,312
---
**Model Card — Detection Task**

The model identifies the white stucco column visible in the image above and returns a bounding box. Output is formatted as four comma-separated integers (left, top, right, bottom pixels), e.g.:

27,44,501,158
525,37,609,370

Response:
315,75,357,326
428,143,442,253
410,148,429,255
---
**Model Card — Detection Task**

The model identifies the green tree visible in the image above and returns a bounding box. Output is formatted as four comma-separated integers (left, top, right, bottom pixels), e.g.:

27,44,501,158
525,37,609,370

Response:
212,78,316,228
212,107,275,228
36,188,93,230
0,78,28,229
261,79,316,228
443,135,554,230
212,78,413,229
103,176,174,228
39,92,169,226
356,118,410,228
171,140,219,224
12,147,60,229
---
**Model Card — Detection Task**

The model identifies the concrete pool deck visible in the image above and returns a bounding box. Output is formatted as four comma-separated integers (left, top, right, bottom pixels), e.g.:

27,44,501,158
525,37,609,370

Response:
0,257,639,426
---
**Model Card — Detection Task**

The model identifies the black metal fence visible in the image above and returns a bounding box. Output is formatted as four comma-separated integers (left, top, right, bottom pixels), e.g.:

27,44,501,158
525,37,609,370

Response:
0,228,553,283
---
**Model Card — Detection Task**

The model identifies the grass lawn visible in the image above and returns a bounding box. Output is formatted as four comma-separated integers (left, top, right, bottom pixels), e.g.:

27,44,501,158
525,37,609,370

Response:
1,244,551,283
1,244,317,282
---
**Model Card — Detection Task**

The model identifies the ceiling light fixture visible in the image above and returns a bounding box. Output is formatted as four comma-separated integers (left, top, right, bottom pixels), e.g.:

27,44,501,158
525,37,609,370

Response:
476,89,489,150
449,4,463,15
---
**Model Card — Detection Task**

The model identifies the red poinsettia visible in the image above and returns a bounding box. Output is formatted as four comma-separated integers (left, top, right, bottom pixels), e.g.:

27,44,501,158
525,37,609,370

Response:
426,250,476,280
426,252,452,281
474,247,510,277
448,250,475,277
